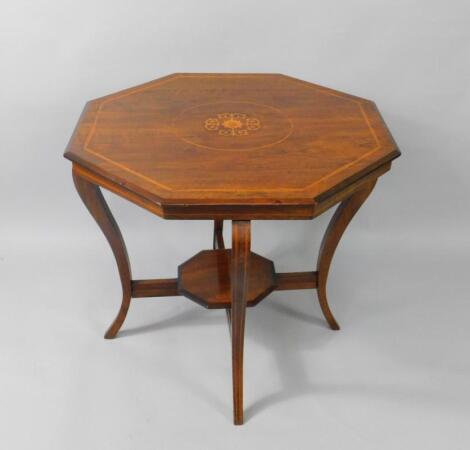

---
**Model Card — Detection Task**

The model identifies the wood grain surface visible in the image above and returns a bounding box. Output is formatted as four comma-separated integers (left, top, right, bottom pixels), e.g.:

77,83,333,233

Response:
65,73,399,219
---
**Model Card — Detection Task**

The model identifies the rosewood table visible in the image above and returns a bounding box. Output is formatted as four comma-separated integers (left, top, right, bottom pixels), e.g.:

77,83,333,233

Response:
64,73,400,425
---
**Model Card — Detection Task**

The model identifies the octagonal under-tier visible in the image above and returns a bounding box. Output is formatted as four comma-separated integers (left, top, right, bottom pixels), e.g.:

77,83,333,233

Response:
65,73,400,219
178,250,276,309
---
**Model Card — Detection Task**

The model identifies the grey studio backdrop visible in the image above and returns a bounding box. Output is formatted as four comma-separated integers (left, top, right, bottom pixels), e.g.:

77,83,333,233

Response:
1,1,469,449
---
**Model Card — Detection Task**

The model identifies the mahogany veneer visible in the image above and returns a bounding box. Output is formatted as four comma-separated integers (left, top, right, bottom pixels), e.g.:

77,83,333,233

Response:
65,73,400,425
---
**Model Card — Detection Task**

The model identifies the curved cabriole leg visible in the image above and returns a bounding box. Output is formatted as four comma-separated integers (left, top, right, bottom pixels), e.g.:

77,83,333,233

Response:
72,167,132,339
231,221,250,425
316,180,377,330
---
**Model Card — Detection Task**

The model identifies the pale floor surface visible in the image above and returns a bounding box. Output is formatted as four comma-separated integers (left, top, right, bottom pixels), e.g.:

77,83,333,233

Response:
1,230,469,450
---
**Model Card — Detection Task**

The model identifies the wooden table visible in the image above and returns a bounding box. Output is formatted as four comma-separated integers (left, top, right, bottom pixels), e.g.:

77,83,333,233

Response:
65,73,400,425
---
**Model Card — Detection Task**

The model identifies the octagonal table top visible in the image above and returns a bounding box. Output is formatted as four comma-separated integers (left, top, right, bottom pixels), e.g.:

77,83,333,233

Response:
65,73,400,219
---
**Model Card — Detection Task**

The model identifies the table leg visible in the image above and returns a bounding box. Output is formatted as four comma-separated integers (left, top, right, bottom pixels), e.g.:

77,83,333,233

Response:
231,220,250,425
72,167,132,339
316,180,377,330
213,220,225,250
212,221,233,332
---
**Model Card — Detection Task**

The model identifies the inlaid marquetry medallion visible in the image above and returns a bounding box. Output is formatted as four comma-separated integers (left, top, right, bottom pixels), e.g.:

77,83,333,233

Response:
204,113,261,136
174,101,293,151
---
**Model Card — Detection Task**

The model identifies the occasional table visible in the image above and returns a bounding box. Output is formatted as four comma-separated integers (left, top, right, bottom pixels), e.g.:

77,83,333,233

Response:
65,73,400,425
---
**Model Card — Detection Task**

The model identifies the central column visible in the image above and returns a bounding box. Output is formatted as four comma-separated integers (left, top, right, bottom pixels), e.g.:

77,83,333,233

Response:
231,220,251,425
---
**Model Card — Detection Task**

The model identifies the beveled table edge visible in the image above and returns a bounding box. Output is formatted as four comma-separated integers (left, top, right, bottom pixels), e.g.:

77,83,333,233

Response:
68,157,397,220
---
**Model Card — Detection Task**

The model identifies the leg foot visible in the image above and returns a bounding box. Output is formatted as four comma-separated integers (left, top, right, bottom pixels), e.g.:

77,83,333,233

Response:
316,180,377,330
73,167,132,339
231,220,250,425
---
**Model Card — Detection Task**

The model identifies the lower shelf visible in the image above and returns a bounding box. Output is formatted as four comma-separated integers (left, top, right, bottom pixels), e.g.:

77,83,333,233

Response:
178,249,276,309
